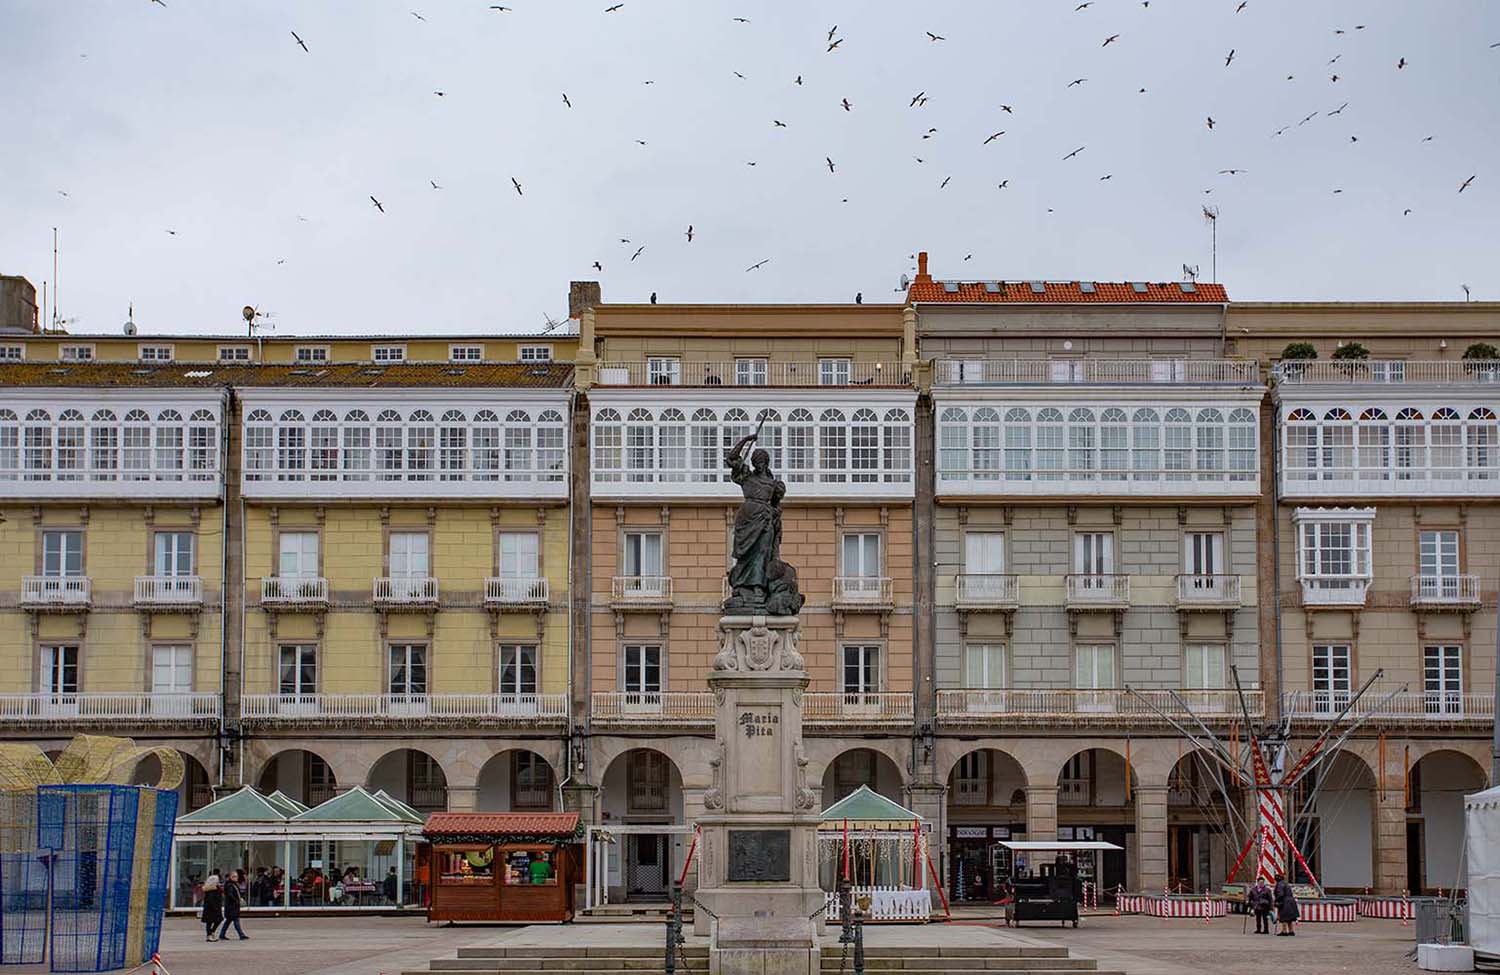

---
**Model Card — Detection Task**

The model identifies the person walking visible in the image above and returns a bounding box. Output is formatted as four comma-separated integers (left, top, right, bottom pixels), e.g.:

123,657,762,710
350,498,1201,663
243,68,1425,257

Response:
1249,878,1273,935
200,874,223,942
1273,873,1299,936
218,869,249,941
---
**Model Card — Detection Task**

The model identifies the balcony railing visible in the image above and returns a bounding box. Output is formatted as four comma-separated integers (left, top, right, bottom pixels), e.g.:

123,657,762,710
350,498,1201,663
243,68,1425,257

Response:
21,576,91,609
260,576,330,606
590,691,715,723
955,574,1019,610
1299,575,1369,607
934,358,1259,386
1283,690,1493,724
1064,574,1130,609
373,576,439,607
1410,574,1482,609
134,575,204,608
832,576,894,609
1274,359,1500,385
485,576,550,607
804,692,914,725
240,693,568,722
0,692,220,723
937,688,1263,724
610,575,673,607
1175,574,1241,609
594,360,908,387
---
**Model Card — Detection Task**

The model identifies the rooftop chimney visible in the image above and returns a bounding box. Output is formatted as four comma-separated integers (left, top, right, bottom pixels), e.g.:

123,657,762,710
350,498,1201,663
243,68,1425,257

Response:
569,280,601,320
914,251,932,284
0,275,40,334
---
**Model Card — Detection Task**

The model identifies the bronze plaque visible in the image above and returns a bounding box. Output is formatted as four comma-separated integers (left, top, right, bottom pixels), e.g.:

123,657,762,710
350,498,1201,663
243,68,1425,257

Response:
727,829,791,882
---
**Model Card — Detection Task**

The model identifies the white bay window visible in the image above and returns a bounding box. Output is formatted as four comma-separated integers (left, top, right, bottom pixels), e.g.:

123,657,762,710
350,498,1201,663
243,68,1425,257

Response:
1294,508,1374,605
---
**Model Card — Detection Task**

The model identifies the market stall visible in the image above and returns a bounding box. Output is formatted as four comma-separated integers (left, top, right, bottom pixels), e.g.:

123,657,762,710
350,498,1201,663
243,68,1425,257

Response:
424,812,582,923
170,785,426,912
997,841,1122,928
817,786,945,922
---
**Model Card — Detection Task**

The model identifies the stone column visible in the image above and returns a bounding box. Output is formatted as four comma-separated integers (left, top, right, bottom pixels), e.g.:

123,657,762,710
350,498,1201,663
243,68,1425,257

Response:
1374,780,1409,894
905,782,946,889
1025,785,1058,843
1135,786,1170,894
445,785,477,813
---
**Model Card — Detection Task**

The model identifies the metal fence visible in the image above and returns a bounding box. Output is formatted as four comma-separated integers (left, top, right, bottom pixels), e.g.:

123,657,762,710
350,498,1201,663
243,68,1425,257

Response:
1414,897,1467,945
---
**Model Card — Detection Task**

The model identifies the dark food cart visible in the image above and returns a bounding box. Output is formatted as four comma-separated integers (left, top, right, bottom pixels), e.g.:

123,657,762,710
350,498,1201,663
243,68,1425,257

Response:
998,840,1122,928
423,812,582,923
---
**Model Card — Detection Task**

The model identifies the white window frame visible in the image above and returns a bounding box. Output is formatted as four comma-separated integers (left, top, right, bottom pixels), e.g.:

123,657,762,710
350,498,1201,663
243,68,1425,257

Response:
217,345,251,362
964,643,1005,689
138,344,175,363
40,644,79,695
1311,644,1352,713
1423,644,1463,715
151,644,193,695
964,531,1005,574
498,531,540,578
734,358,769,386
388,643,428,695
294,345,330,363
519,345,553,362
840,644,882,695
1073,644,1116,690
42,529,84,577
1293,507,1374,587
818,357,852,386
499,644,538,696
646,357,681,385
372,344,407,363
0,344,23,361
388,531,430,579
59,344,95,362
278,643,317,695
1074,532,1114,578
449,344,484,363
154,531,194,576
1183,644,1226,689
841,532,882,577
277,531,320,579
623,531,663,578
1419,529,1460,580
622,644,662,695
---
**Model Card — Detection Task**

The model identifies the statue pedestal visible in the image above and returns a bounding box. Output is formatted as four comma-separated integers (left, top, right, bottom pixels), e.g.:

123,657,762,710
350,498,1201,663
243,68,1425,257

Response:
695,615,824,975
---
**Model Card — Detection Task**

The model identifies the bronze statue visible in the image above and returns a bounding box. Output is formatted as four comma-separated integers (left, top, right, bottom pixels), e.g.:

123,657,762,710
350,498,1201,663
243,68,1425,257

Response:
723,415,804,616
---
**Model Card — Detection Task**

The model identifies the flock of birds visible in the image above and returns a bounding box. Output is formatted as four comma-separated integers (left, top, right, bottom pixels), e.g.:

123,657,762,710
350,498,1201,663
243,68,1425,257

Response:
43,2,1498,318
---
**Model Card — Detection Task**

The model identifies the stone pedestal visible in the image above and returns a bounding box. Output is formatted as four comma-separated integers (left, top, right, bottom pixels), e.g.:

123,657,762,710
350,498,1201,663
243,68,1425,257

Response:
694,615,824,975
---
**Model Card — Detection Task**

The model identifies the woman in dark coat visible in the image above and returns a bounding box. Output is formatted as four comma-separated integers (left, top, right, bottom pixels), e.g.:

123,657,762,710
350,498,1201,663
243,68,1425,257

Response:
218,869,249,941
200,874,223,942
1273,873,1299,935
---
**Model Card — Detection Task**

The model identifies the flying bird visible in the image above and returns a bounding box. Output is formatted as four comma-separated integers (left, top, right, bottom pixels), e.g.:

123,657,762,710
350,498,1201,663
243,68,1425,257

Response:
1103,34,1120,46
1067,78,1087,87
56,190,68,198
1075,1,1092,8
430,179,442,189
433,90,445,96
773,120,788,127
1330,74,1340,83
1062,145,1085,160
999,104,1013,113
1218,169,1247,175
592,262,602,271
510,177,523,196
794,75,803,85
1236,1,1247,10
841,98,852,111
910,91,925,106
1206,116,1215,129
630,245,645,261
150,0,165,5
685,225,694,242
1099,174,1112,181
636,140,647,146
562,93,571,108
827,38,842,52
1329,102,1348,115
411,11,426,21
1224,49,1235,66
826,157,836,173
604,3,623,10
963,254,973,261
370,196,385,213
165,229,177,235
490,5,512,9
940,176,951,188
827,25,838,41
996,180,1009,189
926,31,945,41
732,17,749,23
1460,174,1477,193
745,259,770,272
983,131,1005,144
291,30,308,52
733,71,745,79
1403,209,1412,216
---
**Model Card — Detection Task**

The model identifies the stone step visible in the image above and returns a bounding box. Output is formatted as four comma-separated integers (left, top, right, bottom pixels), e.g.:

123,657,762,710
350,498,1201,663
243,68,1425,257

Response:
822,958,1090,970
828,948,1070,959
459,948,694,960
412,970,1119,975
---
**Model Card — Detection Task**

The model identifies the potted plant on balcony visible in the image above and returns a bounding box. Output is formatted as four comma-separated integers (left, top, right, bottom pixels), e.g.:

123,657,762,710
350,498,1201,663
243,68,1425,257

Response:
1464,342,1500,382
1277,342,1317,382
1330,341,1370,380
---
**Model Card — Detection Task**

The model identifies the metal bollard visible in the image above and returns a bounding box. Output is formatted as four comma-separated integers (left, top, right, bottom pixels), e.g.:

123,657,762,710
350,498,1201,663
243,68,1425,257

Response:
666,882,685,975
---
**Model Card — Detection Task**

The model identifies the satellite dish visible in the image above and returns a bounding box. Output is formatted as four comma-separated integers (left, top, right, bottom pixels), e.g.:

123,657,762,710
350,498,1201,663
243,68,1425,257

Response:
899,274,911,289
243,305,257,324
123,321,137,336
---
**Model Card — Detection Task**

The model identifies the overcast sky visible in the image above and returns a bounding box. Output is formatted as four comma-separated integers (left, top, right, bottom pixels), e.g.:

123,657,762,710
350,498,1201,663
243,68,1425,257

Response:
2,1,1498,337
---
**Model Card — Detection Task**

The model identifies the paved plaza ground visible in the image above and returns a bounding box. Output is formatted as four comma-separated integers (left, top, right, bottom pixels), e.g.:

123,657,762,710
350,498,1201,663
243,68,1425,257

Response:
21,911,1423,975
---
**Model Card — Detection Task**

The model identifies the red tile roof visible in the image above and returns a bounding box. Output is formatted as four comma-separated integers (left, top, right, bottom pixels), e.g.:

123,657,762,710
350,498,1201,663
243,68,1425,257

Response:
909,279,1228,303
423,812,580,838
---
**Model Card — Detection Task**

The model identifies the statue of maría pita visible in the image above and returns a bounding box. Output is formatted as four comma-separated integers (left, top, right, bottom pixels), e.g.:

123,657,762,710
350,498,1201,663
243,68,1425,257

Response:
722,413,805,616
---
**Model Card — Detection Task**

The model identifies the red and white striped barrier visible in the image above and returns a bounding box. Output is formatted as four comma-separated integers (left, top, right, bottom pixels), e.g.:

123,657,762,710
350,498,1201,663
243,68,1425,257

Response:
1355,896,1413,920
1113,894,1228,918
1298,899,1358,923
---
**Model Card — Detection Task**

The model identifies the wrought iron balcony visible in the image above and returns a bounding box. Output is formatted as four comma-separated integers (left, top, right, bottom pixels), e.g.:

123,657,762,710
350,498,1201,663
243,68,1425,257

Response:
1409,574,1482,610
590,691,714,725
1064,574,1130,610
936,688,1262,725
1283,690,1493,725
1174,574,1242,610
260,576,330,607
1298,575,1369,607
134,575,204,609
832,576,894,610
0,692,219,724
21,576,91,610
373,576,439,608
955,574,1019,610
803,692,914,725
239,692,568,724
485,576,550,607
610,575,673,608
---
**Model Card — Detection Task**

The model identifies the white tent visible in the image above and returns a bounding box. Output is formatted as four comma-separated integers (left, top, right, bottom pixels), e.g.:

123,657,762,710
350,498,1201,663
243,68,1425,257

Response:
1464,784,1500,959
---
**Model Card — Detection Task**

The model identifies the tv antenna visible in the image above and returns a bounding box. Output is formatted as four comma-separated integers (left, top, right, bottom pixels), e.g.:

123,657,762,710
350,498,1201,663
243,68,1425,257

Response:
1201,206,1219,282
1182,264,1200,283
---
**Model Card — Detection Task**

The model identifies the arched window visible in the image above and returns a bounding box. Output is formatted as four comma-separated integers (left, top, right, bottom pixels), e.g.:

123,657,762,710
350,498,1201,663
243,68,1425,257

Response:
785,408,814,482
23,408,52,479
723,409,753,478
1357,408,1389,481
1068,408,1096,479
1195,407,1223,480
342,410,371,480
1004,407,1032,481
277,409,305,479
819,408,847,482
971,407,1001,480
1430,407,1462,480
407,409,435,479
472,409,500,480
1036,407,1065,481
883,408,911,482
55,409,85,480
939,407,968,479
189,409,218,480
1228,407,1257,481
1100,407,1128,481
505,408,535,481
623,408,652,482
90,409,118,479
1164,407,1192,480
0,409,17,479
123,409,151,480
311,410,340,480
851,408,880,482
1131,407,1160,481
244,409,273,479
659,408,687,481
376,409,404,480
1320,408,1353,481
759,409,784,472
1468,407,1498,479
593,408,623,482
154,409,184,480
1394,408,1424,480
1285,407,1318,481
537,409,565,480
689,408,719,482
439,409,468,480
